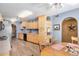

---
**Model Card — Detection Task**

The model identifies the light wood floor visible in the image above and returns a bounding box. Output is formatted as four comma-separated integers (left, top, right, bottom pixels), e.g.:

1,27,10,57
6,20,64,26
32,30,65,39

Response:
10,38,40,56
10,38,79,56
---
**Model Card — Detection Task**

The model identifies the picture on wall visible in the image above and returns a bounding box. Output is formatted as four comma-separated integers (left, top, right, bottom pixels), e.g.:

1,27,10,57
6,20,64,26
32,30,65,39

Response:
53,24,60,30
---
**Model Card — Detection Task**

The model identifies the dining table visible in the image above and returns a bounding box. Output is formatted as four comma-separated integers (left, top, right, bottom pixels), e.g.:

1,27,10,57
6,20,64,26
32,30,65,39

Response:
41,42,79,56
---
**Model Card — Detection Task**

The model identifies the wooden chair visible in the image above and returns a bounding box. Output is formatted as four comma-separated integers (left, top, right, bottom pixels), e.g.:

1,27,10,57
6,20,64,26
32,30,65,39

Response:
71,36,79,44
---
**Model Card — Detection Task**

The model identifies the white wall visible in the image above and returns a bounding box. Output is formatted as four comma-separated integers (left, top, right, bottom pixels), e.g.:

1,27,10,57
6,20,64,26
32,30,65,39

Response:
52,8,79,43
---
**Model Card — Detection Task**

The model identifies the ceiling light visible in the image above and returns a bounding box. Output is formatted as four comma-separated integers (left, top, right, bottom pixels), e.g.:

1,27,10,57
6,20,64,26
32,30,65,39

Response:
49,3,64,9
18,10,33,18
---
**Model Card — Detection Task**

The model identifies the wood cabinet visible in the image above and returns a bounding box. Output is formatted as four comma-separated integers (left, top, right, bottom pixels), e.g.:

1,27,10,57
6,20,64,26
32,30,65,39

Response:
38,16,47,41
46,21,52,27
21,21,38,29
18,32,23,40
26,22,38,29
27,33,39,44
18,16,52,45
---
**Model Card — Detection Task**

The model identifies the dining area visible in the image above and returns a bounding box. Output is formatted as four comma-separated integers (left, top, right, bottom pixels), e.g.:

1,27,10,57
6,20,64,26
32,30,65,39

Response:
41,36,79,56
41,42,79,56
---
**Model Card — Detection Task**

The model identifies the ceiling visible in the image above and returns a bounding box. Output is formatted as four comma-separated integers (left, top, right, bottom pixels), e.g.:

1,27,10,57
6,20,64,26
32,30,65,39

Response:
0,3,79,19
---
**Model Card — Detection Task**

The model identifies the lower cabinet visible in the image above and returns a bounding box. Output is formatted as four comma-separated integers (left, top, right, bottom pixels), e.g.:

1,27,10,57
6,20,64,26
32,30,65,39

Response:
27,33,39,44
18,32,23,40
18,32,51,45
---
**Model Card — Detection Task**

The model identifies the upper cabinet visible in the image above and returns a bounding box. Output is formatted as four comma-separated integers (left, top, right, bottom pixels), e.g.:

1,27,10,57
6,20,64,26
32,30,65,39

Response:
21,19,38,29
26,22,38,29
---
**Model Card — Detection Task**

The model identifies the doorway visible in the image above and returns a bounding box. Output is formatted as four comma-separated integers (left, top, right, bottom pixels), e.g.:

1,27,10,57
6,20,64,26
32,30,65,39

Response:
62,17,78,43
12,24,16,38
23,34,27,41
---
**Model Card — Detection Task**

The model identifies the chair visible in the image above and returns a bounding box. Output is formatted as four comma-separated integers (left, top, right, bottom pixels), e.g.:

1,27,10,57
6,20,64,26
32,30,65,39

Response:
71,36,79,44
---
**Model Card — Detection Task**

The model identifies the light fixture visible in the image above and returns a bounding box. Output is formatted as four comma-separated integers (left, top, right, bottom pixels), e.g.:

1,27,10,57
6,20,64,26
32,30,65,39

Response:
18,10,33,18
49,3,64,9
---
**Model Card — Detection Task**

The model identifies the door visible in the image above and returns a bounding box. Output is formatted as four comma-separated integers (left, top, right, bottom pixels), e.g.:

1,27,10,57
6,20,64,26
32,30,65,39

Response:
12,24,16,37
62,17,77,43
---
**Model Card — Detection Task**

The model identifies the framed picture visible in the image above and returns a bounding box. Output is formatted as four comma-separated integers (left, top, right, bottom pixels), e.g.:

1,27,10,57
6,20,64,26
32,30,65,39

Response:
53,24,60,30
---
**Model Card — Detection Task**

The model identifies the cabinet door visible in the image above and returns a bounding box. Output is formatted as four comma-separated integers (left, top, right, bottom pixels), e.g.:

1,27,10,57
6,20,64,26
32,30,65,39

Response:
27,33,39,44
26,22,38,29
18,32,23,40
